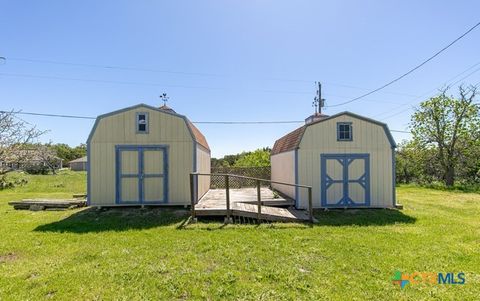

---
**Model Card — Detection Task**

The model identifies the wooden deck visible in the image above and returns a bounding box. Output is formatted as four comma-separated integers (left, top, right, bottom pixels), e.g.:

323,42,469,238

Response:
194,188,313,222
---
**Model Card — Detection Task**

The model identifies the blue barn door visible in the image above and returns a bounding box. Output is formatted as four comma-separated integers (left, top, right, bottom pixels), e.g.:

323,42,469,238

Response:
116,145,168,204
321,154,370,207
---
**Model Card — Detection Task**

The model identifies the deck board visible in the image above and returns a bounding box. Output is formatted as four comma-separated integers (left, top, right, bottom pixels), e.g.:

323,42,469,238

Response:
195,188,313,222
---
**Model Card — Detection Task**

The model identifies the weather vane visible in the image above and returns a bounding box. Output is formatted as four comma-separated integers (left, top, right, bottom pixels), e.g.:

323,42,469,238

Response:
159,93,169,106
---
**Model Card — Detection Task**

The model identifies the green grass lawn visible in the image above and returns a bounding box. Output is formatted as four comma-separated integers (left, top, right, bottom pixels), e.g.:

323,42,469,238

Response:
0,171,479,300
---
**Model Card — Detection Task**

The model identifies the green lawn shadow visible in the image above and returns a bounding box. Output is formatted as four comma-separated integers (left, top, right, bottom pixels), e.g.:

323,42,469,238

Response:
34,207,416,233
34,207,189,233
180,208,416,230
313,208,416,226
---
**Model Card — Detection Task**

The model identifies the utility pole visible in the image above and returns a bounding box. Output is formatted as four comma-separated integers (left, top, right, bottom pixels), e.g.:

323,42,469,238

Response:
313,82,326,114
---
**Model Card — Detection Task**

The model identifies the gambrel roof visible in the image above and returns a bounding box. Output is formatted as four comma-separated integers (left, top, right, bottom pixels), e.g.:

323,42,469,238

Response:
87,103,210,151
271,111,396,155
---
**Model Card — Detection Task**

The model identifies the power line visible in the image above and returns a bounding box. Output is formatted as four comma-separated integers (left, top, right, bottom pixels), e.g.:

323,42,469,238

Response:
0,110,96,120
0,109,411,132
0,70,420,101
193,121,303,124
0,110,301,123
374,59,480,119
376,66,480,121
0,72,312,95
7,57,225,78
4,57,443,99
326,21,480,108
1,56,424,97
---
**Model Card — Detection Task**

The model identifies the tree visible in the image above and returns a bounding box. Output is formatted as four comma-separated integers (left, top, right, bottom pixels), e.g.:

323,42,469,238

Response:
0,111,44,174
52,143,74,162
234,149,271,167
396,140,420,184
410,86,479,186
395,140,441,184
211,147,272,168
52,143,86,162
32,143,61,174
72,143,87,159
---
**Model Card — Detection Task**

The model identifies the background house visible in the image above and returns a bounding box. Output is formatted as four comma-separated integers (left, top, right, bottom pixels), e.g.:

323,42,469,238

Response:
271,112,396,209
0,148,63,173
87,104,210,207
69,156,87,171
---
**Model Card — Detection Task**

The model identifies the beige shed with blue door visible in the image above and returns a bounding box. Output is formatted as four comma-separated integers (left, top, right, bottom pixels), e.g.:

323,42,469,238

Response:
87,104,210,207
271,111,396,209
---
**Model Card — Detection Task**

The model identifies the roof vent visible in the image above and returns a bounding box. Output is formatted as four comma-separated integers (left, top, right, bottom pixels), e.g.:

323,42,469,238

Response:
305,113,329,124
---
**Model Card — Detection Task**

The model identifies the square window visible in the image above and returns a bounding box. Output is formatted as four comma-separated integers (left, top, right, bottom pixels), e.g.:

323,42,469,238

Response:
136,113,148,133
337,122,352,141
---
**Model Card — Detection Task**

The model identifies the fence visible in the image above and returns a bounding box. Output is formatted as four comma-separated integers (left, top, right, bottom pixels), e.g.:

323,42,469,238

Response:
210,166,271,188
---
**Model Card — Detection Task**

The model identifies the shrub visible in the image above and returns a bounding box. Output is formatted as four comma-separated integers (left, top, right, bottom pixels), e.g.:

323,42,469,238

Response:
0,174,28,190
23,163,50,175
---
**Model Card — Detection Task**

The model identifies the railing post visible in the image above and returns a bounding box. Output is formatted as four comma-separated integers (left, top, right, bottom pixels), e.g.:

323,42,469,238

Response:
257,180,261,223
308,187,313,223
190,173,196,219
225,175,231,223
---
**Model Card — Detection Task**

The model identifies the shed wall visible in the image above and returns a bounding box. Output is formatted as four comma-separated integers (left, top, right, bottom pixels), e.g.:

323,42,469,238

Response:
271,150,295,199
196,145,211,200
89,107,194,205
70,162,87,171
296,115,394,208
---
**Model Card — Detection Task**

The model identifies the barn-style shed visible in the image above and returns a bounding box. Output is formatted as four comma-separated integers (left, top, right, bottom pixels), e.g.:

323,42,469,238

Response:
87,104,210,207
271,111,396,209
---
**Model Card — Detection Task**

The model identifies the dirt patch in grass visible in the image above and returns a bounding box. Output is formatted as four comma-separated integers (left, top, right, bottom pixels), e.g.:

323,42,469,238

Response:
0,252,18,263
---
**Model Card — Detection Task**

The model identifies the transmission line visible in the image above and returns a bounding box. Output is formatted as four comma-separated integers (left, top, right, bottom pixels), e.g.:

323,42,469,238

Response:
326,21,480,108
0,110,411,132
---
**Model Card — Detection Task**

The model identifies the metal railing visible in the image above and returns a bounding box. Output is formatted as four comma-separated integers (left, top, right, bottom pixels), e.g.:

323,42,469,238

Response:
190,173,313,223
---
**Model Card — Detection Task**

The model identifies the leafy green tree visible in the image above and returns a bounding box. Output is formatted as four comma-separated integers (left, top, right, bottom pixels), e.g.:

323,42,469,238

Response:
396,140,420,184
411,86,479,186
455,136,480,184
52,143,74,162
52,143,86,162
72,143,87,159
211,147,272,168
234,149,270,167
396,140,441,184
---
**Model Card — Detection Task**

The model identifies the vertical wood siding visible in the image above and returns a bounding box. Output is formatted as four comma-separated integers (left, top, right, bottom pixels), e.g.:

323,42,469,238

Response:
89,106,195,205
296,115,393,208
196,146,211,199
271,150,295,198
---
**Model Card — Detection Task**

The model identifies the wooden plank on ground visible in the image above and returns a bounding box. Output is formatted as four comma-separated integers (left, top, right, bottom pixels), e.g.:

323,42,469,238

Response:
8,199,87,211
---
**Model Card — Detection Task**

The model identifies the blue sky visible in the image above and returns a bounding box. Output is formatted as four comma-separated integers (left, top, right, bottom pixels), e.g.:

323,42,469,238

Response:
1,1,479,157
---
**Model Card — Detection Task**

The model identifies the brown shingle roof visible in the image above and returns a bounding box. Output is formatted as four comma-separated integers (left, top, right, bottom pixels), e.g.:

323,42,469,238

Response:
158,105,210,151
187,120,210,151
271,126,306,155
